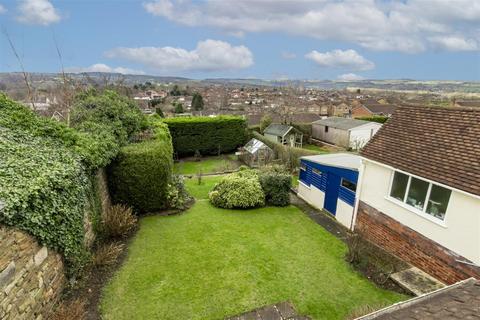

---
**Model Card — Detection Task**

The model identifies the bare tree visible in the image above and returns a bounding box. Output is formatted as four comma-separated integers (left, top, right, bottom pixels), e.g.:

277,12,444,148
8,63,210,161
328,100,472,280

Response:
3,28,35,110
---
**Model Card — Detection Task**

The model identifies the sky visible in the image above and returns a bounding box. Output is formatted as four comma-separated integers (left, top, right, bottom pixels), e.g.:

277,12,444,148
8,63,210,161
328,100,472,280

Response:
0,0,479,80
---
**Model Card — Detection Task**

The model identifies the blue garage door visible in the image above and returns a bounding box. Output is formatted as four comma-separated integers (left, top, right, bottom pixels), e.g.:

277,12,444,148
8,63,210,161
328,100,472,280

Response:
324,173,340,215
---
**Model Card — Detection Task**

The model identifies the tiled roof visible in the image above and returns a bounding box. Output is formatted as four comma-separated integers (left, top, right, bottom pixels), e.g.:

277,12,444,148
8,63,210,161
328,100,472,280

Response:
363,103,398,115
358,278,480,319
361,105,480,196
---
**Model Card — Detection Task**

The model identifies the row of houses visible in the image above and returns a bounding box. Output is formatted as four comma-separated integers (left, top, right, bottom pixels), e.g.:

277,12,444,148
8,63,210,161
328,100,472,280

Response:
298,105,480,285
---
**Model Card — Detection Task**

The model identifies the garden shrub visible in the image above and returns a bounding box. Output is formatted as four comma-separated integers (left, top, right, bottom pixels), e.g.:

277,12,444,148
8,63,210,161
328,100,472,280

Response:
209,171,265,209
167,175,193,210
258,166,292,206
163,116,247,156
101,204,137,239
108,122,174,213
92,242,125,267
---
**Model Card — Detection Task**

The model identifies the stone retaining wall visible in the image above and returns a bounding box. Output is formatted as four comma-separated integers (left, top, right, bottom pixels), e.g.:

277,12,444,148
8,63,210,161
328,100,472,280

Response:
0,226,65,320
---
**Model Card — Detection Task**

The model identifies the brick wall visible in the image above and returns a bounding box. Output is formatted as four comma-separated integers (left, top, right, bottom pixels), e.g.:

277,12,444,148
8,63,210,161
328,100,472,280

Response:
356,201,480,285
0,226,65,320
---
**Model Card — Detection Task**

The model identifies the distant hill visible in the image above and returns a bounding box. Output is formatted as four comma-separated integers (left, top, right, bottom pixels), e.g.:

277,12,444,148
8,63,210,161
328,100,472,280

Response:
0,72,479,93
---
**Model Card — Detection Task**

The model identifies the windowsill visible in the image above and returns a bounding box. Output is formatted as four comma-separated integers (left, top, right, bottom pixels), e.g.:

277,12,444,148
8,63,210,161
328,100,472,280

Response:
384,196,447,228
299,180,310,189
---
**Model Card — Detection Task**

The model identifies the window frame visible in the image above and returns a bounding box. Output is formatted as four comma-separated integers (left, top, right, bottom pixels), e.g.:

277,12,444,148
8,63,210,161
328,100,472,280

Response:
312,168,322,176
340,178,357,192
387,170,451,225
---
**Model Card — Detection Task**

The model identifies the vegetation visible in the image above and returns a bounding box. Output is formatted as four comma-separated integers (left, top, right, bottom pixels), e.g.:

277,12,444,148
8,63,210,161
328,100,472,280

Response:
166,175,193,210
101,205,137,239
174,154,240,175
259,114,272,133
302,144,330,153
258,166,292,206
209,171,265,209
192,92,204,111
0,91,146,274
252,131,318,169
173,101,184,113
164,116,248,156
93,242,125,267
100,181,405,320
355,115,389,124
108,122,174,213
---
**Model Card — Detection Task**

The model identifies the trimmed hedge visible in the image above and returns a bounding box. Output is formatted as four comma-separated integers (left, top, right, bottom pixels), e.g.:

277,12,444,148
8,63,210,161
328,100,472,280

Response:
163,116,247,156
108,122,174,213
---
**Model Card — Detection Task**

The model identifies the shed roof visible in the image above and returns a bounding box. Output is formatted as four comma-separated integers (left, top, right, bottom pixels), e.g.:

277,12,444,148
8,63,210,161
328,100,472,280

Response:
361,105,480,197
264,123,294,137
312,117,373,130
301,153,361,171
358,278,480,319
243,138,271,154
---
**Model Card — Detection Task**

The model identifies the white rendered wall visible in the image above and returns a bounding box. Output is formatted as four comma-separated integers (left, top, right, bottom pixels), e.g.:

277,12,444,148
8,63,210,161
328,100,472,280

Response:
298,183,325,210
359,159,480,265
336,199,354,229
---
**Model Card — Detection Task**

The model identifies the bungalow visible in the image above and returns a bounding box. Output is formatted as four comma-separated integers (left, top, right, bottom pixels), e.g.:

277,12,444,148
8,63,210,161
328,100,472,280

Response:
297,153,360,228
353,105,480,284
312,117,382,149
351,103,398,118
263,124,303,148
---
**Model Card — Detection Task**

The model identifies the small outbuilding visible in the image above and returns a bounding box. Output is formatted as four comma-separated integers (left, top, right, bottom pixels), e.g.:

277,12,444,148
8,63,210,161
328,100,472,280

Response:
297,153,361,228
238,138,274,167
263,124,303,148
312,117,382,149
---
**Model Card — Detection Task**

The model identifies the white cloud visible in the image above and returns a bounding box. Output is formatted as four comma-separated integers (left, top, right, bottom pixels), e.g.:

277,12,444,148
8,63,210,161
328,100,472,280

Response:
16,0,61,26
65,64,145,75
105,39,253,72
0,4,7,14
337,73,365,81
142,0,480,53
429,36,478,51
281,51,296,59
306,49,375,71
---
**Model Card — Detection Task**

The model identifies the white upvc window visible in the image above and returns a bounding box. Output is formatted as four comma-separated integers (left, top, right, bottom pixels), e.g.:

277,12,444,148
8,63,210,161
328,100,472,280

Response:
388,171,452,221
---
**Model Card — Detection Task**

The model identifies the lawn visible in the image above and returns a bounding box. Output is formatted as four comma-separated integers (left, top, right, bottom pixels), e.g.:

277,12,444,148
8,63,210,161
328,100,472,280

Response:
303,144,331,153
174,154,240,175
101,178,404,320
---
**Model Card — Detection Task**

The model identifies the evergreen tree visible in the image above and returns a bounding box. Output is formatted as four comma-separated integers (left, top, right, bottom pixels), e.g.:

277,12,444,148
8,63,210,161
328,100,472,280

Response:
192,93,204,111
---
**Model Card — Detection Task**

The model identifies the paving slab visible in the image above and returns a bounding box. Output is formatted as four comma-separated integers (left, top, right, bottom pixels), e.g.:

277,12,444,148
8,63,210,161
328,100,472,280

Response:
225,301,310,320
390,267,445,296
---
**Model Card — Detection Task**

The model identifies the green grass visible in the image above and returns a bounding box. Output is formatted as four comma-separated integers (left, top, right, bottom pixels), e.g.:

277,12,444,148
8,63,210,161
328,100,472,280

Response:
292,174,299,187
184,175,222,199
174,154,240,175
101,180,405,320
303,144,330,153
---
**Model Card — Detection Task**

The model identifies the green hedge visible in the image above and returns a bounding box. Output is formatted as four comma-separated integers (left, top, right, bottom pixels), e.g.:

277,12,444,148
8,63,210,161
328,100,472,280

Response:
108,122,174,213
163,116,247,156
355,115,389,124
252,131,318,169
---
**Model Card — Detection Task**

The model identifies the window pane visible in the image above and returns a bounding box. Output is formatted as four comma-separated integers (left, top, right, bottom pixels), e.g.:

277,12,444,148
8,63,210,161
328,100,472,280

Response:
426,185,451,220
312,168,322,176
300,163,306,171
406,177,429,210
341,179,357,192
390,172,408,201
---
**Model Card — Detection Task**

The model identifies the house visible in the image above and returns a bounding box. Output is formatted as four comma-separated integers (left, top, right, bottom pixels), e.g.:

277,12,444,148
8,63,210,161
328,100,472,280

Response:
311,117,382,149
357,278,480,319
238,138,273,167
263,124,303,148
297,154,361,228
351,103,398,117
353,105,480,284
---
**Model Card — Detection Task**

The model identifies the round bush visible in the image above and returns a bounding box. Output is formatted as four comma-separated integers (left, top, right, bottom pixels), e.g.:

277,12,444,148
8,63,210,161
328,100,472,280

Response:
209,172,265,209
